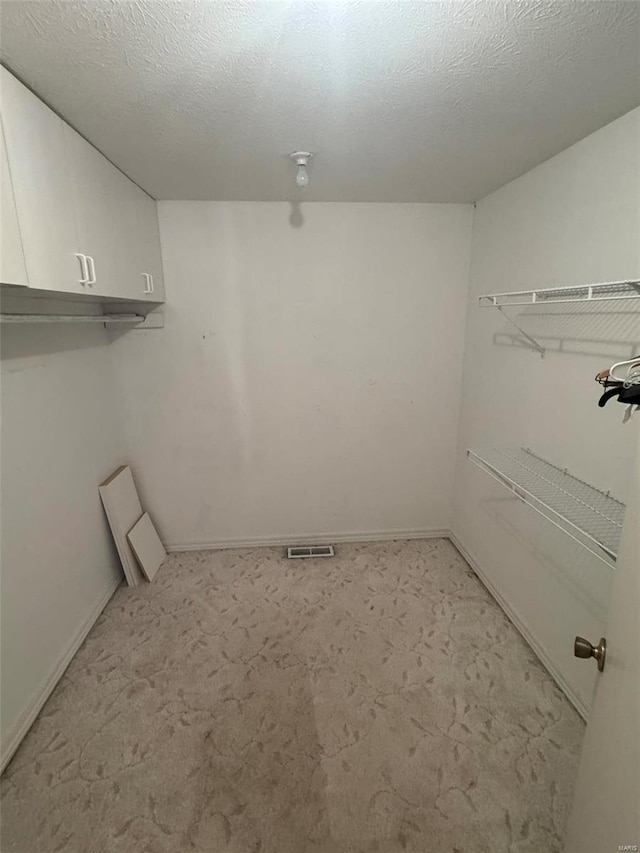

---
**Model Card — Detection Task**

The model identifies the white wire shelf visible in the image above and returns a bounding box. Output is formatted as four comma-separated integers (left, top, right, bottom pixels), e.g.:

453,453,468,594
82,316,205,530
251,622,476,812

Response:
467,447,625,567
477,279,640,356
0,313,144,324
479,279,640,307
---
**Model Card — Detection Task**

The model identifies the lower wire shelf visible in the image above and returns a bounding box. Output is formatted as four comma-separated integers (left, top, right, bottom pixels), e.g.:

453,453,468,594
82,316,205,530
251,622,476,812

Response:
467,447,625,567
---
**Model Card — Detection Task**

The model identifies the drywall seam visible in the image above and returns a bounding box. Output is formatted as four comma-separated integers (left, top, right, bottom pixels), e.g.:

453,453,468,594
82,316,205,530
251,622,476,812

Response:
164,527,450,552
449,531,589,722
1,575,122,773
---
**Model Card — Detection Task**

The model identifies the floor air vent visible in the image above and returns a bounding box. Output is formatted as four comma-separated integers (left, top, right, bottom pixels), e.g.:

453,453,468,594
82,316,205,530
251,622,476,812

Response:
287,545,335,559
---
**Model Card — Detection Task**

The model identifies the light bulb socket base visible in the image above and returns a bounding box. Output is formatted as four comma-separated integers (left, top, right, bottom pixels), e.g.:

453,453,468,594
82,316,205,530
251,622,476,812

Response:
289,151,313,166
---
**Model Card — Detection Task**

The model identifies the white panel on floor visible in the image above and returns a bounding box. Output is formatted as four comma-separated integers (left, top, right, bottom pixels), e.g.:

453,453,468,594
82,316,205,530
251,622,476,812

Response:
127,512,166,582
99,466,145,587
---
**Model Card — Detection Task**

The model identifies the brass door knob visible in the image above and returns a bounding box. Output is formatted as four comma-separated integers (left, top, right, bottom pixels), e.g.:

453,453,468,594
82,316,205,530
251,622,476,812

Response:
574,636,606,672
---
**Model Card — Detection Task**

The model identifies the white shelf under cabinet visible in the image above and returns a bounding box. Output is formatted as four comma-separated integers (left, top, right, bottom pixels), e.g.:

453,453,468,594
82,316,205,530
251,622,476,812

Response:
0,313,144,325
467,447,625,567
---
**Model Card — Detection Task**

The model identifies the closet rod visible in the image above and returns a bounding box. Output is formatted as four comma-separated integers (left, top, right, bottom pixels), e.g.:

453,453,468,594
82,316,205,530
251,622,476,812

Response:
0,313,144,325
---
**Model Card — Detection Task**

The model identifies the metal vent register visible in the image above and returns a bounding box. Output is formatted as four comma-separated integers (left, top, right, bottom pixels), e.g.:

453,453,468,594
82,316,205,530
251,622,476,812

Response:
287,545,335,559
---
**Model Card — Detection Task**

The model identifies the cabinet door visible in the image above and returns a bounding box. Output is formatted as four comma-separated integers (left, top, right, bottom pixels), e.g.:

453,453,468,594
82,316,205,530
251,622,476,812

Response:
0,118,28,286
64,123,128,299
136,191,166,302
0,68,85,294
115,172,151,301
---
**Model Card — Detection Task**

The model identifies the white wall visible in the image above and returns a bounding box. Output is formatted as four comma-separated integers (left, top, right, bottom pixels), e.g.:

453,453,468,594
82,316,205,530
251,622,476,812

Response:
111,202,473,548
452,108,640,716
0,324,125,766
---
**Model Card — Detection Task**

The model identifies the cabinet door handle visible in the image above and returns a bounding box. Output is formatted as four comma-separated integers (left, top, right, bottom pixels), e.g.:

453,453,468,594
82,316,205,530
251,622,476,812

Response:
86,255,96,285
142,273,150,293
148,274,154,294
75,253,89,285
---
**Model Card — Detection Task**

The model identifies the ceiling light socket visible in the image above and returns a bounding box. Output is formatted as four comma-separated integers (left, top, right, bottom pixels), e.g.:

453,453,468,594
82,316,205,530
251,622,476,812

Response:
289,151,313,188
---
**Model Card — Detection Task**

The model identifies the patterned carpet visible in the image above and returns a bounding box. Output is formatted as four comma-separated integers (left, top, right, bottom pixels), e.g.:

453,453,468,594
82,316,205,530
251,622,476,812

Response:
1,539,584,852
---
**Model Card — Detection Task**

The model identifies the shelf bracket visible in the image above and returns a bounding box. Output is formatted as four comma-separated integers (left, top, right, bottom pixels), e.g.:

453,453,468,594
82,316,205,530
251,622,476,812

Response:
495,306,545,357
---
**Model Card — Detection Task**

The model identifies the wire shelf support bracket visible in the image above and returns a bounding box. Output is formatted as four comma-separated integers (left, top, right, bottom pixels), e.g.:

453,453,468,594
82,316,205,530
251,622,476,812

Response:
495,305,546,357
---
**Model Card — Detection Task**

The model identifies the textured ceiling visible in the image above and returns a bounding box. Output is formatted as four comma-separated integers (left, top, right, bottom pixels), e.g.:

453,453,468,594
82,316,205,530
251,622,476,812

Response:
1,1,639,202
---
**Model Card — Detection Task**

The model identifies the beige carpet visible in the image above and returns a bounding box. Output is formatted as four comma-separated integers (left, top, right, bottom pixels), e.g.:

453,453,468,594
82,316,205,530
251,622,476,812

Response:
1,539,584,853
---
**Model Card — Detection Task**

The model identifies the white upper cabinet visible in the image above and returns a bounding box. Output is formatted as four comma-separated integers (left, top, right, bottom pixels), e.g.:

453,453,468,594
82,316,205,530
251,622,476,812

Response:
0,67,165,303
0,117,28,287
66,124,166,301
0,67,86,294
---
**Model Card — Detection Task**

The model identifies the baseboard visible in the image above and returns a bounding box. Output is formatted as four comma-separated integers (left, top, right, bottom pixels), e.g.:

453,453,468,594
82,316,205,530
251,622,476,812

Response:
449,532,589,722
165,527,450,552
1,575,122,774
